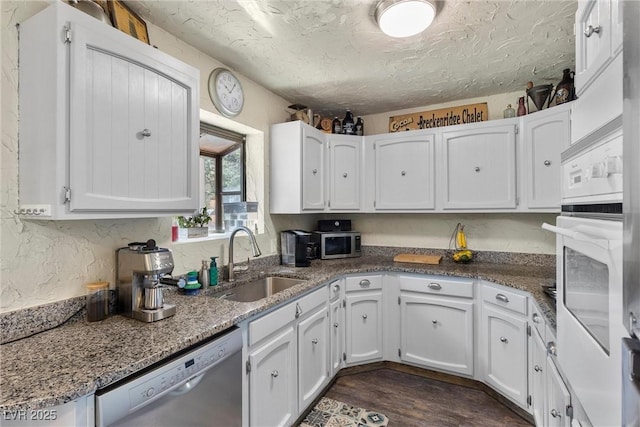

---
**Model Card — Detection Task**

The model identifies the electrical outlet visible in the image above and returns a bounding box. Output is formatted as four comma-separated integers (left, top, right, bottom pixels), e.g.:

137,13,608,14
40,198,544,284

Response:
18,204,52,217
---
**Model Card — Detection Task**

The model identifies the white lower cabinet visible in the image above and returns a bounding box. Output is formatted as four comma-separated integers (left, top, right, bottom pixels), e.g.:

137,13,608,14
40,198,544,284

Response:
345,276,383,364
546,356,571,427
529,320,548,426
481,304,528,408
246,286,329,426
248,326,298,427
330,297,344,376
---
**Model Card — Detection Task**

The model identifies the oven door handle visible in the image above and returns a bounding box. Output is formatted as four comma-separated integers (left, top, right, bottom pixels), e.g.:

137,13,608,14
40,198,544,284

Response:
541,223,611,250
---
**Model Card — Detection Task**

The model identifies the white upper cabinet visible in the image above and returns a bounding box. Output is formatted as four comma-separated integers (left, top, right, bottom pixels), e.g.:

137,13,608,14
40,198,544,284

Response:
327,135,362,210
522,106,570,210
301,126,326,210
574,0,613,96
440,123,517,210
371,131,436,210
18,2,199,219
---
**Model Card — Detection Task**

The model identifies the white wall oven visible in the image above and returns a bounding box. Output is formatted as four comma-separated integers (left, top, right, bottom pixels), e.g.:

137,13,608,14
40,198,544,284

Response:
543,118,624,427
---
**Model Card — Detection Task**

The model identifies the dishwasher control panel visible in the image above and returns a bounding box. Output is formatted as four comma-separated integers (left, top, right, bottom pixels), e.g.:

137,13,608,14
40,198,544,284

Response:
95,327,242,427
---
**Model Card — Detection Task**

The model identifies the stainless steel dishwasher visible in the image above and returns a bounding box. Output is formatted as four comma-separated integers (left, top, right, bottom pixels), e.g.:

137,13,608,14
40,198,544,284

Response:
95,327,242,427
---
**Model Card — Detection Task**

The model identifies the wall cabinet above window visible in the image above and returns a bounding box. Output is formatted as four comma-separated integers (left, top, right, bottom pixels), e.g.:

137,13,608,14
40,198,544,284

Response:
18,2,199,219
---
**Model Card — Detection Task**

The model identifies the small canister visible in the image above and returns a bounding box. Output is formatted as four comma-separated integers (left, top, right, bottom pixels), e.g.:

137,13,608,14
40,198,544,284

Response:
86,281,109,322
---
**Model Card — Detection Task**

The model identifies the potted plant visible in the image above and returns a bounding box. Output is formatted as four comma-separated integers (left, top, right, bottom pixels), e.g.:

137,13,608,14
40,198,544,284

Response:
177,207,211,238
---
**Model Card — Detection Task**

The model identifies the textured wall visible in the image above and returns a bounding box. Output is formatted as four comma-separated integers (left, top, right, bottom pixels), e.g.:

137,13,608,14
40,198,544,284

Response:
1,1,557,314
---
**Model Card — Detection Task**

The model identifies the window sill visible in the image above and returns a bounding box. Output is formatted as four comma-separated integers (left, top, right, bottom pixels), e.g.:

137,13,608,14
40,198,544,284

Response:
173,232,230,244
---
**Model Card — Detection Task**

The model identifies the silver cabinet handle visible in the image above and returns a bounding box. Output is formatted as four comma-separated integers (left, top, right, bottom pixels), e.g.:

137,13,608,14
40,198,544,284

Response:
271,370,279,378
584,24,601,38
362,314,368,319
474,166,481,172
333,284,340,292
500,336,508,343
547,341,557,356
495,294,509,303
295,303,302,318
428,283,442,291
359,279,370,287
544,160,551,166
312,169,318,175
334,323,339,328
342,173,348,178
312,338,318,344
140,129,151,137
401,170,406,176
532,313,541,323
534,365,542,372
432,320,438,325
550,409,561,418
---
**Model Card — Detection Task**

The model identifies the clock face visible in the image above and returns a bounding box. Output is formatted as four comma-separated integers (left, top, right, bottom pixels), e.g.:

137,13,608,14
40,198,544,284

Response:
208,68,244,117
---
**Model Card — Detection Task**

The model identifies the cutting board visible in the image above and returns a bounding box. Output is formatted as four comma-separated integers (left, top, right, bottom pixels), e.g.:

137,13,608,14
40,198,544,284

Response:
393,253,442,265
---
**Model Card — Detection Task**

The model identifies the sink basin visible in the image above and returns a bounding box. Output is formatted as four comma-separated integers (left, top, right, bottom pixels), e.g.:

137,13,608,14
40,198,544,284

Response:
216,276,305,302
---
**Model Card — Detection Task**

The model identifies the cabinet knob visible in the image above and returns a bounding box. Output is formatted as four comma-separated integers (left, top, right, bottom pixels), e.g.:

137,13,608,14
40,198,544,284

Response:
343,173,348,178
534,365,542,372
362,314,368,320
271,370,279,378
544,160,551,166
295,303,302,318
359,279,371,287
432,320,438,325
550,409,561,419
428,283,442,291
495,293,509,303
500,336,508,343
474,166,481,172
584,24,601,38
334,322,339,328
333,284,340,292
547,341,557,356
533,313,541,323
140,129,152,137
312,169,318,175
401,170,406,176
312,338,318,344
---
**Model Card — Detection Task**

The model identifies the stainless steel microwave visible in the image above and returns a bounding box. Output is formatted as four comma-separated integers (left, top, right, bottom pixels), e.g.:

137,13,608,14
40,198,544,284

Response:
311,231,361,259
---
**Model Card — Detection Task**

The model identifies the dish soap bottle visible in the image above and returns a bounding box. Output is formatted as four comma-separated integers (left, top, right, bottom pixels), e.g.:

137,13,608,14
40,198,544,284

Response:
209,256,218,286
199,260,210,289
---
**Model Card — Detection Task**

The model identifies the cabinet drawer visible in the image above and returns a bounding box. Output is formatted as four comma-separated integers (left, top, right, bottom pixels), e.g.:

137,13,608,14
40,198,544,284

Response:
249,286,328,346
345,275,382,292
399,275,474,299
482,283,527,316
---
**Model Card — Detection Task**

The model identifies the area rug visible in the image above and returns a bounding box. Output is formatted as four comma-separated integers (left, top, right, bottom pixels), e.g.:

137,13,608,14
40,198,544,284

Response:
298,397,389,427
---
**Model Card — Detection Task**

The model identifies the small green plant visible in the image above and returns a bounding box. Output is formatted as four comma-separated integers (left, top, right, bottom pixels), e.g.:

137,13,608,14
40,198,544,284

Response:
176,207,211,228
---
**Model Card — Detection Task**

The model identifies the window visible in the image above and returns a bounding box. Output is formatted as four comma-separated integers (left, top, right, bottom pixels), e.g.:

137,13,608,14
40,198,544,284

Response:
200,123,246,232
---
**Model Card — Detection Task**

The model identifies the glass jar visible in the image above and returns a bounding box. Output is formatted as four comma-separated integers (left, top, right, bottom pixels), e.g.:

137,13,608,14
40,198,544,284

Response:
503,104,516,118
86,281,109,322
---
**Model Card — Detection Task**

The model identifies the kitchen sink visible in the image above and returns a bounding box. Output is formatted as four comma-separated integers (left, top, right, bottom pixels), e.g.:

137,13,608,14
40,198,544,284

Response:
216,276,305,302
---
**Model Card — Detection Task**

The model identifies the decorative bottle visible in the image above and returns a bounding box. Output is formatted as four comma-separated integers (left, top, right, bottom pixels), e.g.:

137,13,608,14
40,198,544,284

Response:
554,68,576,105
503,104,516,118
199,260,210,289
331,117,342,134
342,110,355,135
517,96,527,116
355,117,364,135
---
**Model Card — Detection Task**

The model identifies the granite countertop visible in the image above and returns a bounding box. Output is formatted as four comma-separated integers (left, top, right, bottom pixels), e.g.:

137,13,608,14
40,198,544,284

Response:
0,253,555,411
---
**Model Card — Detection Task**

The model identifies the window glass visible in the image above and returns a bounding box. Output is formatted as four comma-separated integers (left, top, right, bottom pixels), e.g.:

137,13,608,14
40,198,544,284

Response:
222,148,242,193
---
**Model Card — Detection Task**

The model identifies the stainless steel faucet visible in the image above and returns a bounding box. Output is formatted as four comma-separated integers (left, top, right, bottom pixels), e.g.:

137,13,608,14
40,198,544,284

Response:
228,226,262,281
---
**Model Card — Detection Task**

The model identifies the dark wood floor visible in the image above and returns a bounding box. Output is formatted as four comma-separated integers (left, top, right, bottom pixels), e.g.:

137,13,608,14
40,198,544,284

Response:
323,368,532,427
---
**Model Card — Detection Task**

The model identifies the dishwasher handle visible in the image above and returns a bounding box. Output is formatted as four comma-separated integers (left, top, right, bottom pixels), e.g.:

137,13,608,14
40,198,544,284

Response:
168,373,205,396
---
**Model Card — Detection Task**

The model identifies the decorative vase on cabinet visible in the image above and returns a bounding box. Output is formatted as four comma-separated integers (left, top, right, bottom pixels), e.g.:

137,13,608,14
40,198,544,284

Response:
18,1,200,219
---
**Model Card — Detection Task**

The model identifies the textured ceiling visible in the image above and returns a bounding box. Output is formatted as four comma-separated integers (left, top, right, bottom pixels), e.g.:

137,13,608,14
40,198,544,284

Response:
127,0,577,117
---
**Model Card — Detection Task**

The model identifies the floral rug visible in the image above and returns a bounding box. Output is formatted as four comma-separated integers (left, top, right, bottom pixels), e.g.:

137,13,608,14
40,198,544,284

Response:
298,397,389,427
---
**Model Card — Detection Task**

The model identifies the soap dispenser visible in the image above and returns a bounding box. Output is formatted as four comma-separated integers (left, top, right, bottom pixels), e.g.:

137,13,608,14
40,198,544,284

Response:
209,256,218,286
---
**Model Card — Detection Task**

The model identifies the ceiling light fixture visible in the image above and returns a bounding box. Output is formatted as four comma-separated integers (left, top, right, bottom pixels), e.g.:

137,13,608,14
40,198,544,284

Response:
375,0,437,38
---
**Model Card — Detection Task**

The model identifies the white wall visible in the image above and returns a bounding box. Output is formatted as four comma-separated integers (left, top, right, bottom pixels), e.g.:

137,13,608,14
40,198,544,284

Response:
0,1,555,314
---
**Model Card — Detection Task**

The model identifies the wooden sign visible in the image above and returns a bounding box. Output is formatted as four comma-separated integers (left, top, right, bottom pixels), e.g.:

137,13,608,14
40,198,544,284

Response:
389,103,488,132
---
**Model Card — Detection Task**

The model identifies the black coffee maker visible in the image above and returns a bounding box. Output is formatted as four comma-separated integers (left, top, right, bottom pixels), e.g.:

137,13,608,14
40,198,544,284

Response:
280,230,315,267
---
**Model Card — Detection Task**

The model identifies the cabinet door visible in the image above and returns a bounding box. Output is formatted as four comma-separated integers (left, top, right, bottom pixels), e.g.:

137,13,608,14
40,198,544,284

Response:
248,326,297,427
69,22,198,212
298,306,329,410
575,0,612,96
301,126,326,210
400,293,474,376
373,132,435,210
547,358,571,427
524,109,569,209
330,298,344,376
328,136,361,210
482,305,528,407
345,291,383,364
530,326,548,427
441,124,516,209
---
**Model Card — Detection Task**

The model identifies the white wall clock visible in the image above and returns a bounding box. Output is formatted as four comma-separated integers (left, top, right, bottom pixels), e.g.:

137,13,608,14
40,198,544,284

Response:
208,68,244,117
